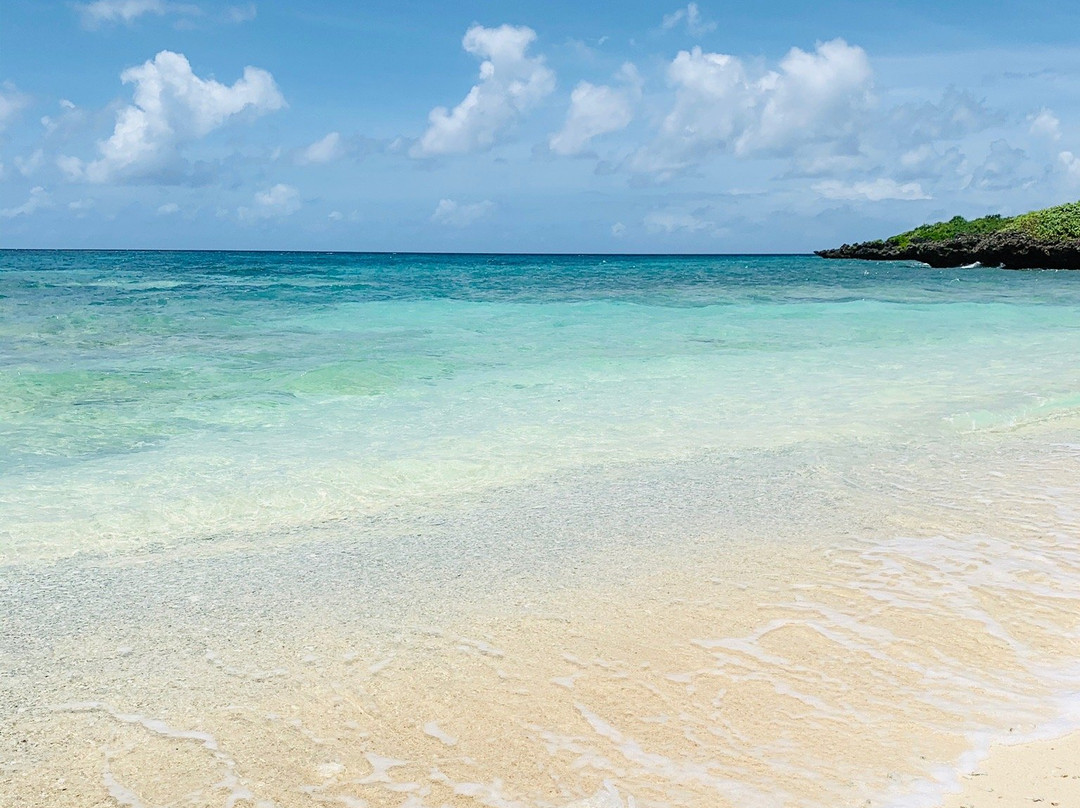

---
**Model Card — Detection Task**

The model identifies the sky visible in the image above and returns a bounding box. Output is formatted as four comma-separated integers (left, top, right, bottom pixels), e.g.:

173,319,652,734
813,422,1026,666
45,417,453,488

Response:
1,0,1079,252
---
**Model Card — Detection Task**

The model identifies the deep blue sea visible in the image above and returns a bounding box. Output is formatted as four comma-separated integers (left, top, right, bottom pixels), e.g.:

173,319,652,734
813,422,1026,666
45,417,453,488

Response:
3,251,1080,808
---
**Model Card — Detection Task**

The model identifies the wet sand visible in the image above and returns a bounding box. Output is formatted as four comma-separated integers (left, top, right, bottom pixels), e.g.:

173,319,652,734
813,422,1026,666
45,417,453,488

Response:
4,427,1080,808
941,732,1080,808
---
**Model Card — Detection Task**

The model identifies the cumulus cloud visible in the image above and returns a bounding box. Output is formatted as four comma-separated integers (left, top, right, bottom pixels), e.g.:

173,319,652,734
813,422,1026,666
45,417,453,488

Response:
76,0,199,27
549,63,641,156
61,50,284,183
156,202,180,214
1029,109,1061,140
411,24,555,157
752,40,873,154
297,132,345,165
0,82,30,131
238,183,300,220
1,186,52,218
632,39,872,179
661,3,716,36
812,178,930,201
431,198,495,227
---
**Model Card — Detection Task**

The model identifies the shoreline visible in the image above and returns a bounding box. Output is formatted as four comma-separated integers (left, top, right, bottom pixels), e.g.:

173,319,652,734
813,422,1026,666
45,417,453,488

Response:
815,232,1080,269
6,428,1080,807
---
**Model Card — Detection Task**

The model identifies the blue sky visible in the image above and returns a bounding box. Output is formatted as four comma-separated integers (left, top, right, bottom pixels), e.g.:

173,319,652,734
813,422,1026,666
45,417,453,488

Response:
1,0,1078,251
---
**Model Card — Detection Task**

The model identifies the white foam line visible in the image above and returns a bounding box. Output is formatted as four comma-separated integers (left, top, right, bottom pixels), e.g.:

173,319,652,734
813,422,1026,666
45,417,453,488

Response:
53,702,219,751
423,721,458,747
356,751,408,784
102,763,147,808
52,701,255,806
573,703,787,807
456,637,506,658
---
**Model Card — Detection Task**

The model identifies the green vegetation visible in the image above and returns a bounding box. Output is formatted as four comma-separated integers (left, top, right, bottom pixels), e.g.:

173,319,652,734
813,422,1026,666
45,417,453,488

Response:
1007,201,1080,242
886,201,1080,248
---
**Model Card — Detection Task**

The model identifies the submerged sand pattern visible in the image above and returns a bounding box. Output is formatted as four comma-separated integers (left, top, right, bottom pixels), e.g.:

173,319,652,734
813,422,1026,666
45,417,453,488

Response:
5,428,1080,808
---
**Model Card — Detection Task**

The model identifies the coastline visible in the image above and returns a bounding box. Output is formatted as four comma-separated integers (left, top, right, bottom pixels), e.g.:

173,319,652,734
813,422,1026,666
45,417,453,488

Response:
814,231,1080,269
5,253,1080,808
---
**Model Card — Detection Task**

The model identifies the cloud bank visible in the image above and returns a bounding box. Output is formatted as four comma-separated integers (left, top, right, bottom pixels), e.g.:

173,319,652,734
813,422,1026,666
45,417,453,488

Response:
630,39,873,180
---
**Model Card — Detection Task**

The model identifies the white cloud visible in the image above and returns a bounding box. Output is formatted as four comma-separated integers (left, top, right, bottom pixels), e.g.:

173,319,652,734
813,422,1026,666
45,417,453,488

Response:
61,50,284,183
894,144,966,182
298,131,345,164
157,202,180,214
225,3,256,23
328,210,344,221
662,3,716,37
812,178,929,201
56,155,85,180
41,99,86,138
411,24,555,157
431,198,495,227
1,186,52,218
549,63,641,156
76,0,200,27
0,82,30,131
1059,151,1080,183
611,222,626,236
1030,109,1061,141
751,39,873,154
15,149,45,177
238,183,300,220
783,148,872,179
633,39,872,179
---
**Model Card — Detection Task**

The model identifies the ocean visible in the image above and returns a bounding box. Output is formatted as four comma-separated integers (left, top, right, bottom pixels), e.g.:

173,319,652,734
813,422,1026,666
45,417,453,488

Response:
3,251,1080,808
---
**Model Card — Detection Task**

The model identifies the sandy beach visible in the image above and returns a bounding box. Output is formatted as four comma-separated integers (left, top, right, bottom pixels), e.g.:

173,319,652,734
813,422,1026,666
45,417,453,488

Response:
941,732,1080,808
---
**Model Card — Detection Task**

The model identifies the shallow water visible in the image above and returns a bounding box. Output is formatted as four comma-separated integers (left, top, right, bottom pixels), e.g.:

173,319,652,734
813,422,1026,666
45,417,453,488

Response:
2,252,1080,807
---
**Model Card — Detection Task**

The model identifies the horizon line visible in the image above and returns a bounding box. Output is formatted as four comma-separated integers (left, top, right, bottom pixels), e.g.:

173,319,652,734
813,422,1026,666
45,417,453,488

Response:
0,248,819,257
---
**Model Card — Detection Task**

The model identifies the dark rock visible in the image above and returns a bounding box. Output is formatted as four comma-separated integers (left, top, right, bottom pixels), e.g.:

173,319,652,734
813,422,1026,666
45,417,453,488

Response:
815,231,1080,270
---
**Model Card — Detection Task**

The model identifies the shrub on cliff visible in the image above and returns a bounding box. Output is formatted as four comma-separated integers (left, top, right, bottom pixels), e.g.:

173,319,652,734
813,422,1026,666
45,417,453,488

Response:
886,201,1080,247
887,214,1008,248
1005,202,1080,242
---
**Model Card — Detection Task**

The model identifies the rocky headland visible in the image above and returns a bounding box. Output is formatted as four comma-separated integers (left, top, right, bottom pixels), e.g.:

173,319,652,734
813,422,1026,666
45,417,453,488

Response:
816,201,1080,269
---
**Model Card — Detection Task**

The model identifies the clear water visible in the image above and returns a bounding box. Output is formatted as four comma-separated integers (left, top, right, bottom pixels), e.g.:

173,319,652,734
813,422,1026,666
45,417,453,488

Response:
3,251,1080,561
3,251,1080,808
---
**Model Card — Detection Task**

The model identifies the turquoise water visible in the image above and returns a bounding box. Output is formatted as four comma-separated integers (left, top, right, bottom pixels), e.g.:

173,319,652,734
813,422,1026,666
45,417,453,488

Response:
6,251,1080,808
3,250,1080,561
